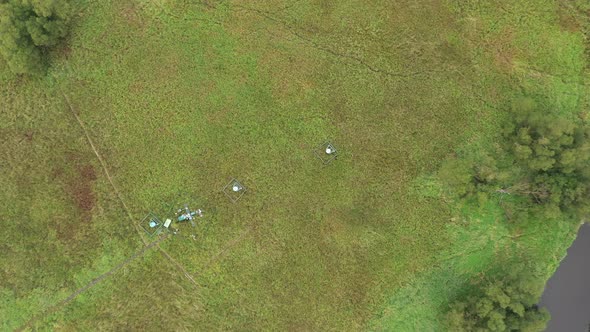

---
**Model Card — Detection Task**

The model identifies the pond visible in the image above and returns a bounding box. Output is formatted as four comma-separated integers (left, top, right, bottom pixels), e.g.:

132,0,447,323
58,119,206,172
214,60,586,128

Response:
539,223,590,332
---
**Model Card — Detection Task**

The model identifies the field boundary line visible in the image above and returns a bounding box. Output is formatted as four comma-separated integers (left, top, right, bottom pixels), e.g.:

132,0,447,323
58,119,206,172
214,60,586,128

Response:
191,1,430,78
60,89,149,246
60,89,200,289
199,228,252,273
158,245,201,287
60,88,243,290
16,235,168,332
230,3,446,79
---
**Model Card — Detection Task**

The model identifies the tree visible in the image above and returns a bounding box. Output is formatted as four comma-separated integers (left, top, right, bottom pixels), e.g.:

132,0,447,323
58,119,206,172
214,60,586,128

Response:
504,98,590,175
446,267,549,331
0,0,71,75
499,98,590,219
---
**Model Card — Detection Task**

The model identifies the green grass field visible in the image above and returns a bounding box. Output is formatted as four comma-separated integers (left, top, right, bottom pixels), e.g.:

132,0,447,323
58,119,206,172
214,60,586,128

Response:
1,0,589,330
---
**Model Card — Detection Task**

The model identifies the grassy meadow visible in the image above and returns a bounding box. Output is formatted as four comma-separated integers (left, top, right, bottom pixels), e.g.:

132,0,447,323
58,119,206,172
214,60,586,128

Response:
1,0,589,330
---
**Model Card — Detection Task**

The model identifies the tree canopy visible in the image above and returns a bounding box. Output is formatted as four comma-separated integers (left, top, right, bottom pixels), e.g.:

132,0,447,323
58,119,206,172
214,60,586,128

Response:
0,0,71,75
446,267,549,332
499,99,590,218
504,98,590,175
439,97,590,222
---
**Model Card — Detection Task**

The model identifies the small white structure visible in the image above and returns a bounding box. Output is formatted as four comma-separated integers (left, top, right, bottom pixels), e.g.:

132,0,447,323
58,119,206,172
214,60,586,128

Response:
164,218,172,228
224,178,246,203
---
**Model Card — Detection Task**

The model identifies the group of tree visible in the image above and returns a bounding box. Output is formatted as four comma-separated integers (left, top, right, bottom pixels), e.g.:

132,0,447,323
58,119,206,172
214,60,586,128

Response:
437,97,590,330
445,266,549,331
502,98,590,216
0,0,72,75
439,97,590,222
446,265,550,332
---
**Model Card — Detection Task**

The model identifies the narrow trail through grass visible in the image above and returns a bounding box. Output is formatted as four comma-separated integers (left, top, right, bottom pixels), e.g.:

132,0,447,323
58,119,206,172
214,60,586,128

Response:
61,85,203,292
60,88,147,245
16,234,169,332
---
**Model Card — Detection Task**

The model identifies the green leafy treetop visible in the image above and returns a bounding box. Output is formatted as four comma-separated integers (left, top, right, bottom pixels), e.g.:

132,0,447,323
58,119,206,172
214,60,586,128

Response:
439,96,590,221
505,98,590,175
0,0,71,75
446,267,549,332
502,98,590,218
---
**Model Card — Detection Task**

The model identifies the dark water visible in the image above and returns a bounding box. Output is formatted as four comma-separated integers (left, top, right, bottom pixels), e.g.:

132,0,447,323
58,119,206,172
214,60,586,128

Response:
539,223,590,332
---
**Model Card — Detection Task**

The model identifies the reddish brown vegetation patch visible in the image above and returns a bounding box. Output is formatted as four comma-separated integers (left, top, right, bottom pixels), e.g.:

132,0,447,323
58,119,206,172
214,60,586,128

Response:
557,5,581,33
51,154,99,243
120,1,144,30
72,164,97,213
64,153,98,218
487,28,517,72
57,44,72,61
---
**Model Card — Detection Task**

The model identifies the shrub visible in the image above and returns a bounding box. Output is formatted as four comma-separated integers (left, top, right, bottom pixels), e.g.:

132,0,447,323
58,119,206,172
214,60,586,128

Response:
438,157,476,197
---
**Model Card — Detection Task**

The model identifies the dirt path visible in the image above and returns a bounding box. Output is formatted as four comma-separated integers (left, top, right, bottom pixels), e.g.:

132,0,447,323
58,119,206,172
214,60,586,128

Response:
199,228,252,272
53,60,252,329
61,90,148,246
158,246,201,287
61,89,200,289
17,235,168,331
